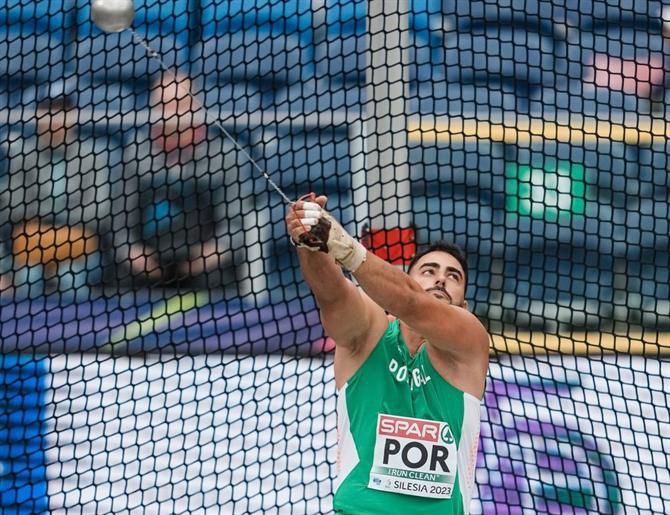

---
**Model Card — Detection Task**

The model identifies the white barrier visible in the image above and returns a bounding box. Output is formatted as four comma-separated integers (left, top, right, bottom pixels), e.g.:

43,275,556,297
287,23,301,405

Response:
43,354,669,514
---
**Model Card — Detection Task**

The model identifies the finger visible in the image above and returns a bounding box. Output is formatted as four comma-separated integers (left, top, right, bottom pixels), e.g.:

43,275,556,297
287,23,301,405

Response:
289,226,303,241
299,217,319,228
289,219,310,235
299,204,322,225
287,202,307,217
314,195,328,208
285,211,299,225
289,198,309,210
289,201,320,218
302,201,322,213
288,211,317,226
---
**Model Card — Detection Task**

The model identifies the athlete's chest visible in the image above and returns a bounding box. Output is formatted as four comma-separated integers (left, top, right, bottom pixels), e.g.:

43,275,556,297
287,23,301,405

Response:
374,343,464,419
385,348,435,392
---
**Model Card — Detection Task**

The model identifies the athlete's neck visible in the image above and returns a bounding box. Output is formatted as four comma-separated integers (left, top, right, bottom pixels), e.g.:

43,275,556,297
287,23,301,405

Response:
399,320,425,357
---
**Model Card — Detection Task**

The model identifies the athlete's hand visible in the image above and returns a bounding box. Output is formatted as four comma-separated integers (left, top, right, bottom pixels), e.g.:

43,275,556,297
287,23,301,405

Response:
286,194,367,272
286,194,328,251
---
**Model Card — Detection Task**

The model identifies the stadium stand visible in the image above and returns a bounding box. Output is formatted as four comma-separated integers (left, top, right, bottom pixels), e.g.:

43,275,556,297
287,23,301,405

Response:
256,124,355,303
0,0,73,109
315,0,366,88
0,0,663,331
196,0,314,112
73,0,191,111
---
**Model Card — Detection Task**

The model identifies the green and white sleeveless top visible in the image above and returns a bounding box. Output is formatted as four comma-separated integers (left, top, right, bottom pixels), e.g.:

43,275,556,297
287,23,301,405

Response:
333,319,481,515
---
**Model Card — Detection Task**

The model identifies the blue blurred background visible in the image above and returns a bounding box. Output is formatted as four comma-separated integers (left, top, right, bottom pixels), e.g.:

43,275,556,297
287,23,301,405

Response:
1,0,669,343
1,2,669,514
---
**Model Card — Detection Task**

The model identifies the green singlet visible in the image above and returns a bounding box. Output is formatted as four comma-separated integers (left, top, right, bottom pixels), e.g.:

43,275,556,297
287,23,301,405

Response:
333,319,481,515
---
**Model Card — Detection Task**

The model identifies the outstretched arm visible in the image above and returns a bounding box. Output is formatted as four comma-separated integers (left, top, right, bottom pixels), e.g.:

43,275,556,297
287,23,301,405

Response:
352,251,489,364
286,197,387,352
291,198,489,365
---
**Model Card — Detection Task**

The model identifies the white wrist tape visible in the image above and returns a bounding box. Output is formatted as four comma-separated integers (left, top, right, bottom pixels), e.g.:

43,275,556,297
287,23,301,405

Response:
296,202,367,272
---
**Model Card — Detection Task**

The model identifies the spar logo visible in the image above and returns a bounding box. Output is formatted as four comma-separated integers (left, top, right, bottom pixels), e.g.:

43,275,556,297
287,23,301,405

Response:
380,415,441,442
377,414,455,472
441,425,455,445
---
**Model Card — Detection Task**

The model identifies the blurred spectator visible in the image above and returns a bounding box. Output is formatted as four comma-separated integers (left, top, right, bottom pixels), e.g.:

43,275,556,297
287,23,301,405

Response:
0,81,122,299
585,12,670,114
118,71,245,288
589,53,665,100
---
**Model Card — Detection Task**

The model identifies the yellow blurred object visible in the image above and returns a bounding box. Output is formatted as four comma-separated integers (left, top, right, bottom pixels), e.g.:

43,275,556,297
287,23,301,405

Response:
12,220,98,267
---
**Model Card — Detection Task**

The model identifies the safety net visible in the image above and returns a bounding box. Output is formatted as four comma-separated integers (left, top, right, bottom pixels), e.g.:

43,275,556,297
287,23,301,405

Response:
0,0,668,513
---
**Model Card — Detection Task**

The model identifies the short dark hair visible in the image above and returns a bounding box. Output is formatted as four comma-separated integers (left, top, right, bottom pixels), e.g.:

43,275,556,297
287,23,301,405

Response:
407,240,469,284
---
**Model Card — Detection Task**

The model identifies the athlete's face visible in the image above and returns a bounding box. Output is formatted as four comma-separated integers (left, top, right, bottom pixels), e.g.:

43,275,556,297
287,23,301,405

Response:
408,251,467,308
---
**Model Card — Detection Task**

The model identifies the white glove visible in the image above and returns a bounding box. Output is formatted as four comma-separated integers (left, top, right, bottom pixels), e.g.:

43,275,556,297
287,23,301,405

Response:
295,201,367,273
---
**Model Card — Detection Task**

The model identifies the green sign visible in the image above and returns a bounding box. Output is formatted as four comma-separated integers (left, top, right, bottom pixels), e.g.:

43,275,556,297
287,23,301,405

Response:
505,160,586,222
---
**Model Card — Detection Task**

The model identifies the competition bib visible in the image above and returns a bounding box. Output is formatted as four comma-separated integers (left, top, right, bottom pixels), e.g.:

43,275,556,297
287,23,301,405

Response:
368,414,457,499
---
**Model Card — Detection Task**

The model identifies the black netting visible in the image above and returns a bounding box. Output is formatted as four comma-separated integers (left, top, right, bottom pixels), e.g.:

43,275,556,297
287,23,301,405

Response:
0,0,669,513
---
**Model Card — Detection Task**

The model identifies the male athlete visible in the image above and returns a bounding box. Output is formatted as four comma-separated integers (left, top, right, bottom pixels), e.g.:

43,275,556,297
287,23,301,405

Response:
286,195,489,514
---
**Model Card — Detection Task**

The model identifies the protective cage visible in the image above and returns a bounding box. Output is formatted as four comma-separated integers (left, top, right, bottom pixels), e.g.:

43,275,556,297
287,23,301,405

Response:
0,0,668,513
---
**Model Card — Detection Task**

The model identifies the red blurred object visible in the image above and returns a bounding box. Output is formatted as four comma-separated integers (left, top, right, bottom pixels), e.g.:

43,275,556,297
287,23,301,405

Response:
362,226,416,265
